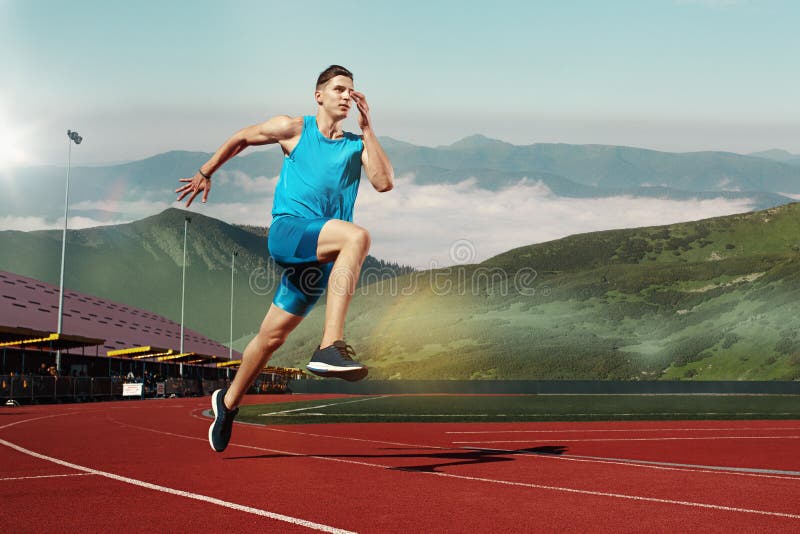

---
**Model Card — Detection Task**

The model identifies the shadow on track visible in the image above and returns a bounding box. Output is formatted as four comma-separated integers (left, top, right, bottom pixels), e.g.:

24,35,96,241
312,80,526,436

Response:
223,445,568,472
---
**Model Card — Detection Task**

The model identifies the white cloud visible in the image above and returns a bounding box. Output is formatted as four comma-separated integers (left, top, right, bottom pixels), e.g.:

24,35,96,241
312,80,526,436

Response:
0,215,131,231
72,199,172,218
352,176,755,267
187,200,275,227
214,170,279,195
2,171,758,268
169,174,756,268
67,216,131,229
0,216,55,231
715,177,741,192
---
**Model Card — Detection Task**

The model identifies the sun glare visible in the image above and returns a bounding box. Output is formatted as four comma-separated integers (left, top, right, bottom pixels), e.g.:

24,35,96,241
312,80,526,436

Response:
0,106,32,171
0,136,28,168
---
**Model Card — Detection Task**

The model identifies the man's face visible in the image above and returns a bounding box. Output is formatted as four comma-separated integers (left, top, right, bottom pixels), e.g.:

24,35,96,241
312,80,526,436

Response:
316,75,354,119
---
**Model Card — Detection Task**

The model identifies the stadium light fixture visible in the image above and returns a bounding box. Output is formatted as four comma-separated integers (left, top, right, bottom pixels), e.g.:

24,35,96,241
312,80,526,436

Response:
56,129,83,373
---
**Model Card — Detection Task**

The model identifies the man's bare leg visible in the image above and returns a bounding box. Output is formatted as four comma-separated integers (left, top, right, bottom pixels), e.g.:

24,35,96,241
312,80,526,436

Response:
315,219,370,348
223,304,304,410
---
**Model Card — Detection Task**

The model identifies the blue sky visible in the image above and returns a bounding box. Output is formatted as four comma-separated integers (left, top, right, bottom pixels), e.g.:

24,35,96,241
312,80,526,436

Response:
2,0,799,165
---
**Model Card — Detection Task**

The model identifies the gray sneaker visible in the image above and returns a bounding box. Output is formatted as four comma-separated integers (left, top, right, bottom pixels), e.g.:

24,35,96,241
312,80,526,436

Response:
208,388,238,452
307,340,368,382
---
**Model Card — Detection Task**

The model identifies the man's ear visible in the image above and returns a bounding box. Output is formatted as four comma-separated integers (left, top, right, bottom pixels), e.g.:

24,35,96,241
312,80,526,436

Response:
314,90,323,105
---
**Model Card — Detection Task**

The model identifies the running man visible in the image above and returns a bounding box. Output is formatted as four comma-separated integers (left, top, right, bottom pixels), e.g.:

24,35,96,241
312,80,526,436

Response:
175,65,394,452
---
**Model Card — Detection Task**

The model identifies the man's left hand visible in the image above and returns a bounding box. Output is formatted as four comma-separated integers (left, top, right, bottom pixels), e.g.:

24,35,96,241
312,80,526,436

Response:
352,90,371,131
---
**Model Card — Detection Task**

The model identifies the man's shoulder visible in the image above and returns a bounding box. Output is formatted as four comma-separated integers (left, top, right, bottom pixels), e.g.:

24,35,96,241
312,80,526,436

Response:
260,115,305,141
271,115,305,130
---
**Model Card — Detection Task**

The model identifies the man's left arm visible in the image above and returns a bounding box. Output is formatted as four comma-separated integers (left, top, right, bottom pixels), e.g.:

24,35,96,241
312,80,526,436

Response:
353,90,394,192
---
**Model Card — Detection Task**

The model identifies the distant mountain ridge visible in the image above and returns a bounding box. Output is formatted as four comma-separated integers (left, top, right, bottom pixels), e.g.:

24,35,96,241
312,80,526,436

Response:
4,137,800,222
442,134,514,150
385,138,800,193
749,149,800,166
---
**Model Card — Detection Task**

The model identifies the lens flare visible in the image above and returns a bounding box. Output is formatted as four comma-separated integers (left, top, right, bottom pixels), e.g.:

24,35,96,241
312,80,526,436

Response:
0,103,33,171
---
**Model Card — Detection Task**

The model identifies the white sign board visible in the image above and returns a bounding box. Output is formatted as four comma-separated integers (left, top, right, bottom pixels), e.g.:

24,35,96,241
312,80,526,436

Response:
122,383,143,397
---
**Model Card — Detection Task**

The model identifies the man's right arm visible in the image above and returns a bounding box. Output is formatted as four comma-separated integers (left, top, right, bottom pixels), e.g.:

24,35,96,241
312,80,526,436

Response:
200,115,302,177
176,115,302,207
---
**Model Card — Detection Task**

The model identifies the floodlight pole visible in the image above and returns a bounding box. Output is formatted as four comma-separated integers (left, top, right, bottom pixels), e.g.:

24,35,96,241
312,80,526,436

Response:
179,216,191,377
228,250,238,379
57,130,82,373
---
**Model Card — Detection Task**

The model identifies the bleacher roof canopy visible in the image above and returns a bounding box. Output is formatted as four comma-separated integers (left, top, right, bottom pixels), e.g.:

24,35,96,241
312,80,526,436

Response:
0,271,240,361
0,325,104,350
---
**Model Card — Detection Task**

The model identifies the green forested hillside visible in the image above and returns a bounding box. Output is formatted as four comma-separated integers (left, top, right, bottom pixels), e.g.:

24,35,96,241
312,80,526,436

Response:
268,203,800,381
0,208,409,344
3,204,800,380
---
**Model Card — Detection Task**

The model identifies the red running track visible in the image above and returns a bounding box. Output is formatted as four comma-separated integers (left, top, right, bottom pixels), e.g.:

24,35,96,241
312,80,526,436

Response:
1,395,799,533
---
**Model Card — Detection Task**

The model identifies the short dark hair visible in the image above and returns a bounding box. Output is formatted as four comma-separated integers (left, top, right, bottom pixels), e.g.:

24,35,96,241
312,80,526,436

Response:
316,65,353,89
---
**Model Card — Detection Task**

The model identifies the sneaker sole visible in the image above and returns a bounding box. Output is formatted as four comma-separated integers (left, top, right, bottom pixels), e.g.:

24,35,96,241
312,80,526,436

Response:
208,389,222,452
306,366,368,382
306,362,366,372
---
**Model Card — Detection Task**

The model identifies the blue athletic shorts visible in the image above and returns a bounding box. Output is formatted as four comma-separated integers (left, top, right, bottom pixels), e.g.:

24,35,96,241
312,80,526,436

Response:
268,216,333,317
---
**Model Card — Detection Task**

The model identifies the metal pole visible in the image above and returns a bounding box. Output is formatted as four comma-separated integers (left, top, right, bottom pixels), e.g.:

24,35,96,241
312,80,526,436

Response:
56,139,71,373
57,130,82,374
180,216,190,377
229,251,237,360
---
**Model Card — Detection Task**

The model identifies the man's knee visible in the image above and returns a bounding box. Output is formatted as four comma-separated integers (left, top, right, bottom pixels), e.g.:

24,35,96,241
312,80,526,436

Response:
348,226,371,255
257,329,290,353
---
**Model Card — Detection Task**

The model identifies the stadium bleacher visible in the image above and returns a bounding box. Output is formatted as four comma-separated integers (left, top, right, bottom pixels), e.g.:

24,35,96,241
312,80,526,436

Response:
0,271,298,403
0,270,237,358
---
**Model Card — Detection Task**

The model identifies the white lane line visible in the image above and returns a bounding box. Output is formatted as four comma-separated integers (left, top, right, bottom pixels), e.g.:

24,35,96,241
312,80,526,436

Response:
0,412,74,431
259,396,390,416
446,426,800,434
265,413,501,417
258,426,800,481
260,414,794,423
155,412,448,451
106,417,800,520
418,470,800,519
0,421,356,534
192,410,800,482
0,473,97,482
460,447,800,480
453,436,800,444
110,405,186,409
265,427,449,450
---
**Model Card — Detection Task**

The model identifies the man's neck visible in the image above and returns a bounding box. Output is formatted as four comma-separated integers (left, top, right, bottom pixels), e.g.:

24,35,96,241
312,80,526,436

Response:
315,112,344,139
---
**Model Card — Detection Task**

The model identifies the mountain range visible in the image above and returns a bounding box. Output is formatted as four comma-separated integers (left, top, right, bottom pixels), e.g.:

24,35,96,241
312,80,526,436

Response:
3,137,800,225
748,149,800,166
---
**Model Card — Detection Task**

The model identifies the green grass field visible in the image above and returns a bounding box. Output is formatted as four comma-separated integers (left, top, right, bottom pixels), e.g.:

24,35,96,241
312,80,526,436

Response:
236,394,800,425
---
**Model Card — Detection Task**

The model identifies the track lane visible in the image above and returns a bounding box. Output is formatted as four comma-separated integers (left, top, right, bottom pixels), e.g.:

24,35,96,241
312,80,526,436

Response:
2,398,800,533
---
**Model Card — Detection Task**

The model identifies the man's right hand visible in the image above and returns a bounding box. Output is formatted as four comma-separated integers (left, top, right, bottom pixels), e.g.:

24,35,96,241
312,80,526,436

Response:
175,171,211,207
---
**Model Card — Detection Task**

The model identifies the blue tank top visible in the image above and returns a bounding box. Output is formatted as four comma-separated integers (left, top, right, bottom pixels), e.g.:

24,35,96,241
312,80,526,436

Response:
271,115,364,222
